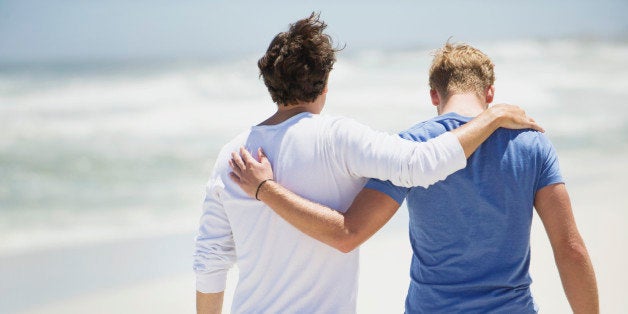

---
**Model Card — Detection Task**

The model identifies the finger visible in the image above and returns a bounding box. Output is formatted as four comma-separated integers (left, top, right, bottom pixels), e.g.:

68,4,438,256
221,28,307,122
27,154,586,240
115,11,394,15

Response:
524,117,544,132
258,148,269,163
529,121,545,133
231,151,246,170
229,159,242,176
228,171,241,183
240,146,257,164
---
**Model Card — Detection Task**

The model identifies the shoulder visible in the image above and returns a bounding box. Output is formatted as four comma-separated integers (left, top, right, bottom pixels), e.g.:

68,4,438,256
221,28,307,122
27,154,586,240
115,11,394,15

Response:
289,114,367,134
320,114,366,128
491,129,559,163
399,117,451,142
318,114,376,139
218,130,250,158
211,130,251,179
499,128,554,149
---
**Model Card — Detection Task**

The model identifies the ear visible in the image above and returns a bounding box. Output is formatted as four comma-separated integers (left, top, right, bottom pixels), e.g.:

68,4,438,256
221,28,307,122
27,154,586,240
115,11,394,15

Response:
322,85,329,95
430,89,440,106
485,85,495,104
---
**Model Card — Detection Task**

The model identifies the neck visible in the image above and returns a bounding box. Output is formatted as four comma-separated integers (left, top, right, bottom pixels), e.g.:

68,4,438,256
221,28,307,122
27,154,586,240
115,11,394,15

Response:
259,94,326,126
438,93,488,117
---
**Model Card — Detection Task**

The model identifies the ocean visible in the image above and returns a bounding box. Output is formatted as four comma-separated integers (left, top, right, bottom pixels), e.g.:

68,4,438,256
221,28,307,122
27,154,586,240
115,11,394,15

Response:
1,38,627,312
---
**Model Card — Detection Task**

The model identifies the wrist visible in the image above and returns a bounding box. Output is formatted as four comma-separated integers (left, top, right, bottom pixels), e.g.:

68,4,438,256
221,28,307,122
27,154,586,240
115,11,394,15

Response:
255,178,274,201
484,106,504,130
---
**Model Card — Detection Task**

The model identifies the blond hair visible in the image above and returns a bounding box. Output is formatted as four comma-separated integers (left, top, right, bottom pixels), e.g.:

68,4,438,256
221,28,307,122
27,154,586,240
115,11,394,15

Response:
429,42,495,100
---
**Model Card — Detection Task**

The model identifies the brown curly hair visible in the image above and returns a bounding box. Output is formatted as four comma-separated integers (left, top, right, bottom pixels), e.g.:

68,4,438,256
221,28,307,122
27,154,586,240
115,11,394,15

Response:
429,42,495,100
258,12,338,106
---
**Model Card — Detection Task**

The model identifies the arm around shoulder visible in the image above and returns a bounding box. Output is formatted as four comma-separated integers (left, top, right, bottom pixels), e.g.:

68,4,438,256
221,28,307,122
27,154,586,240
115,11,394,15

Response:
229,146,404,253
331,117,466,188
255,181,402,253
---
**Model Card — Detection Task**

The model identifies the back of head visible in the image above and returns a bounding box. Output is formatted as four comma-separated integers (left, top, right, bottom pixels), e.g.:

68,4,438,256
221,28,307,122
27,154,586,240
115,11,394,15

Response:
429,42,495,100
258,12,337,106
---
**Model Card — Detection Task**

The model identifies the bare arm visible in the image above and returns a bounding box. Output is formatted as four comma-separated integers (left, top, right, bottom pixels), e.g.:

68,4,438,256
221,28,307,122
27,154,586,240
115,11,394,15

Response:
196,291,224,314
534,183,599,313
258,181,400,253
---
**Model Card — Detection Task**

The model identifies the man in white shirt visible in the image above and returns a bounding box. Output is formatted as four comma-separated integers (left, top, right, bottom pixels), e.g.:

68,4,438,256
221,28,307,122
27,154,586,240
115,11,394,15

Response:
194,13,542,313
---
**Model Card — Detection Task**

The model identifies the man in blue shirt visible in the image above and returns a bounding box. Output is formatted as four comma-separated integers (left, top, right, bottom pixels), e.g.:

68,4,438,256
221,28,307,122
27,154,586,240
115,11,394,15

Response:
228,42,599,313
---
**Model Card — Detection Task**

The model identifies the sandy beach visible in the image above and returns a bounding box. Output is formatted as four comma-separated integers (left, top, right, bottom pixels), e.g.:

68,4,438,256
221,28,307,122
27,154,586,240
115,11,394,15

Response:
4,150,627,313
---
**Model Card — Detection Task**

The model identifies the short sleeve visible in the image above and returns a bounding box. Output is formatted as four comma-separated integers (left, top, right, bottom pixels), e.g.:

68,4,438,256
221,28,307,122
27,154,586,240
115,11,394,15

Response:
536,135,564,192
364,178,410,205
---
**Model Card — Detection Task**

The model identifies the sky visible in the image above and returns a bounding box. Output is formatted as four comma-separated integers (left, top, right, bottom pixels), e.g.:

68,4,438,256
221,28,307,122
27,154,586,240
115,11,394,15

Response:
0,0,627,62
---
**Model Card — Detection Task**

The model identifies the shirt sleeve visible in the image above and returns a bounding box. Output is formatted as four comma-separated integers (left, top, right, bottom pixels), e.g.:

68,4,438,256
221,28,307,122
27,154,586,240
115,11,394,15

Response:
536,134,564,191
193,173,236,293
328,118,466,188
364,178,410,205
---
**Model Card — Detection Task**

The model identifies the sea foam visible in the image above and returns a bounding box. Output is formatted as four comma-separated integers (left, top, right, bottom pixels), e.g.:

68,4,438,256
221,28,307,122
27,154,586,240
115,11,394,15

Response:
1,39,626,254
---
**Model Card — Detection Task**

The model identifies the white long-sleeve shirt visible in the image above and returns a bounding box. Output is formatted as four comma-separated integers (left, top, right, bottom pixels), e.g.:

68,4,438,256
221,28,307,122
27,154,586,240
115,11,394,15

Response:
194,112,465,313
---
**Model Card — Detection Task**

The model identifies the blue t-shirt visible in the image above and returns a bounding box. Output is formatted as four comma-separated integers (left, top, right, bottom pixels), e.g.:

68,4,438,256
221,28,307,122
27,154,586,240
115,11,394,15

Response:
365,112,564,313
